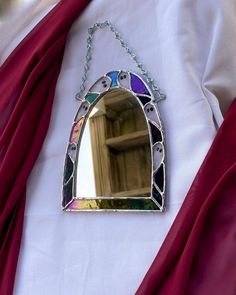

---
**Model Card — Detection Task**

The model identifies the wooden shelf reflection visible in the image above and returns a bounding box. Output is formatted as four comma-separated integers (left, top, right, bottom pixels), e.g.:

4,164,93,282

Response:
106,130,149,151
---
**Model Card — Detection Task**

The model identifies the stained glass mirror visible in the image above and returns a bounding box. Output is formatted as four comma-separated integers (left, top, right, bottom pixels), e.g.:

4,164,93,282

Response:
62,71,165,212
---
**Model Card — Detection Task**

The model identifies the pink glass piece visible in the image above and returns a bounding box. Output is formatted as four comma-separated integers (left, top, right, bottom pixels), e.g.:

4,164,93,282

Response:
70,118,84,143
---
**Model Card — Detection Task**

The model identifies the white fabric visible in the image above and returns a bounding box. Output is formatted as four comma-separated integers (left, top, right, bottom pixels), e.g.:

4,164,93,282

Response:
1,0,236,294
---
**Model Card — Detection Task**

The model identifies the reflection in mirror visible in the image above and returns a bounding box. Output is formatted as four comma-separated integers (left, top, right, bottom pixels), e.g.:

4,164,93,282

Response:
76,89,152,199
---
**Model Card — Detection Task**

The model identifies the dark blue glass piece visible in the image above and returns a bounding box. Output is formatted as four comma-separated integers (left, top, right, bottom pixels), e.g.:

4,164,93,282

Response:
107,71,119,87
152,185,163,207
63,177,73,207
149,122,162,143
137,95,151,106
154,164,164,192
64,154,73,184
130,73,150,95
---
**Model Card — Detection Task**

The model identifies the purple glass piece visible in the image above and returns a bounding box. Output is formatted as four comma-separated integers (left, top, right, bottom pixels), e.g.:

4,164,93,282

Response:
130,73,150,95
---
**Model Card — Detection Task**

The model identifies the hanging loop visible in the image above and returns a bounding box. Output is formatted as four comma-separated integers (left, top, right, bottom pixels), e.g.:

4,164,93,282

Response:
76,21,166,102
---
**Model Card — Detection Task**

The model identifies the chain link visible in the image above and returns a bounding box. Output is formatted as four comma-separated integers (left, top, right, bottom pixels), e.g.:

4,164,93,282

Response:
75,21,166,101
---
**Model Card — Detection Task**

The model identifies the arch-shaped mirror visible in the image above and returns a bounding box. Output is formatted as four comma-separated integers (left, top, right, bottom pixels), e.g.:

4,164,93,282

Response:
62,71,165,212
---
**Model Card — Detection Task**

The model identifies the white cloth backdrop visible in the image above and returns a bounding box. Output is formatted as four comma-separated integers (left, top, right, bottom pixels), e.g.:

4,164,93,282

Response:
1,0,236,294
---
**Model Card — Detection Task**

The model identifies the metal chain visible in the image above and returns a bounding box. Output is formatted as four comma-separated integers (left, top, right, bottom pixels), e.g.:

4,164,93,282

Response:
75,21,166,101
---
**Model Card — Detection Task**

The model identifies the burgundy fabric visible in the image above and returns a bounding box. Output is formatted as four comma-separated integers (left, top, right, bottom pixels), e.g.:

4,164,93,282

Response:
0,1,90,294
136,99,236,295
1,1,236,294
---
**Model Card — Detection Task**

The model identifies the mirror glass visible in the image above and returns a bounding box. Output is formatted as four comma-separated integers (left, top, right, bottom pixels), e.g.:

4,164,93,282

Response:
76,89,152,199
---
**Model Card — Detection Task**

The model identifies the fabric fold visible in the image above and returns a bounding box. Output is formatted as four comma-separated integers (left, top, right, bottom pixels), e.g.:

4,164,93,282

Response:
0,1,90,294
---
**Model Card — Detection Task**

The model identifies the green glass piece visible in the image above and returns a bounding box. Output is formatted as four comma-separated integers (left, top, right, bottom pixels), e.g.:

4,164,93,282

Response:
67,198,160,211
86,92,99,104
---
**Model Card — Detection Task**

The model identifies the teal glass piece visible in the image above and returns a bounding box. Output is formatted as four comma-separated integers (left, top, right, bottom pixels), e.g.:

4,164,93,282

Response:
86,92,99,104
106,71,119,87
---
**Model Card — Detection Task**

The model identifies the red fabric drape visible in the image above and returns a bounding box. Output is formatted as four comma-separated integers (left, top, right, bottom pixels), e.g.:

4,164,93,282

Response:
1,0,236,294
136,99,236,295
0,1,90,294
